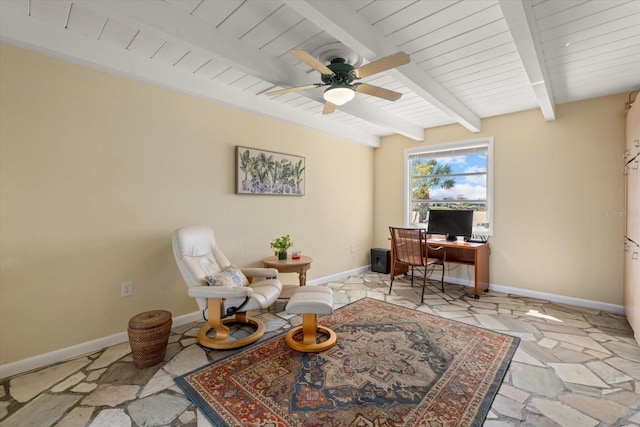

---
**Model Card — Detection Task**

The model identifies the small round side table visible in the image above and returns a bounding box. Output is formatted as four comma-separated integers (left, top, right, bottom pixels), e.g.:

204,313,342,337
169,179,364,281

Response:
262,255,312,299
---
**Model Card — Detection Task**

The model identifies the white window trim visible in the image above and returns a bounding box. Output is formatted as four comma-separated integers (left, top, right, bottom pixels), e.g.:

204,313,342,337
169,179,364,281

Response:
404,137,494,236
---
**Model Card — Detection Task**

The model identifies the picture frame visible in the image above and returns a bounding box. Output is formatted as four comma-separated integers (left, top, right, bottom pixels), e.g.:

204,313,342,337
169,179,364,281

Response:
236,146,305,196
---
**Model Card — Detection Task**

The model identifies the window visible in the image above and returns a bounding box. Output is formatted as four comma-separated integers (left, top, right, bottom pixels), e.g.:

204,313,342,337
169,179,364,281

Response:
405,138,493,236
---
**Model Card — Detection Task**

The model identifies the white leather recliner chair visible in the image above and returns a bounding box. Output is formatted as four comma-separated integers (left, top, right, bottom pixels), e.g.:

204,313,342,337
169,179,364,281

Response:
172,225,282,349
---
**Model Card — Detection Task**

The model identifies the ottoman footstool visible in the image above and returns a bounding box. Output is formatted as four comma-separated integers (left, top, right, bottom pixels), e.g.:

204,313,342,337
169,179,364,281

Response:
285,287,337,352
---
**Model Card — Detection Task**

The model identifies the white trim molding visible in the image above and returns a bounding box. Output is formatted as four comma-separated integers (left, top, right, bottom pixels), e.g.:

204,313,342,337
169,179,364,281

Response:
0,311,201,380
307,265,370,286
0,264,622,379
442,274,624,315
0,266,370,380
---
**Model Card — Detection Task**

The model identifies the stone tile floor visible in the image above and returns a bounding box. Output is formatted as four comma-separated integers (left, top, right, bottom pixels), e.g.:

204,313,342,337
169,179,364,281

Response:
1,272,639,426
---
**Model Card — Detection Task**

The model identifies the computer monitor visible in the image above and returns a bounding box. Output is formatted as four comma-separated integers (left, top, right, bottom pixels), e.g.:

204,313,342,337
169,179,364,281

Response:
426,209,474,242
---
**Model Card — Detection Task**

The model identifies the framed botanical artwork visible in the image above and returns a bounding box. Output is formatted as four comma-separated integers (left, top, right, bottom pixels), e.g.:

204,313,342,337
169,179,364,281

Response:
236,146,305,196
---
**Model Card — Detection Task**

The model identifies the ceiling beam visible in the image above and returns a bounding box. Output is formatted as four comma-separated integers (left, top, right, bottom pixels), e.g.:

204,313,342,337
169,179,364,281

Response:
0,1,380,147
498,0,556,121
285,0,482,133
75,0,423,141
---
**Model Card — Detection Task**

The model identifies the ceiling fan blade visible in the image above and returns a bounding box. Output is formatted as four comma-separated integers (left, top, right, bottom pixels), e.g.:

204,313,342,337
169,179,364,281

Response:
353,52,410,78
266,84,322,96
355,83,403,101
289,49,334,75
322,102,336,115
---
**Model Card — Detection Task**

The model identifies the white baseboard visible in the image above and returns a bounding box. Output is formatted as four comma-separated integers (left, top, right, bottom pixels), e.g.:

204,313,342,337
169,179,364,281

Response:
0,267,371,380
0,265,624,379
307,265,370,286
312,266,624,315
442,274,625,315
0,311,202,380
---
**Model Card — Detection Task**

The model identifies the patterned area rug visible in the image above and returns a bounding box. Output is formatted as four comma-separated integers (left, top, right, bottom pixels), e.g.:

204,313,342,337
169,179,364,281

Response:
175,298,520,426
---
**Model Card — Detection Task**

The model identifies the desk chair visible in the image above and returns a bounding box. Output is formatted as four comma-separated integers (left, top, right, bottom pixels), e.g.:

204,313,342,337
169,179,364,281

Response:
389,227,445,303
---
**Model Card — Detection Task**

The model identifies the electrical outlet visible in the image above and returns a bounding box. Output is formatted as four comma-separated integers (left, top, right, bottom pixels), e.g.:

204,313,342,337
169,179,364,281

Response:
121,282,133,297
350,245,356,253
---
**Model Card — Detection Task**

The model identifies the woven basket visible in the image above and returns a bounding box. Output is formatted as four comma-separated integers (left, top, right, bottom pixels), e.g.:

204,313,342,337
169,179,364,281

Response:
128,310,172,368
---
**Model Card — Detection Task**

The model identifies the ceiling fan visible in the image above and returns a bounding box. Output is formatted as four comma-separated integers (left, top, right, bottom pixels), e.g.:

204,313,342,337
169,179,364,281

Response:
266,49,410,114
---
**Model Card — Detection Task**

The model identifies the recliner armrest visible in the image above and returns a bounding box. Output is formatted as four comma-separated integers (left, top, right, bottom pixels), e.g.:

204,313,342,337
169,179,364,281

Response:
241,267,278,278
188,286,253,299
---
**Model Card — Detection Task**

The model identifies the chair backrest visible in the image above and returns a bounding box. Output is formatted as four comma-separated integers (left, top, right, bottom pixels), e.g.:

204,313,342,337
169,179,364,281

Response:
389,227,427,267
172,225,233,311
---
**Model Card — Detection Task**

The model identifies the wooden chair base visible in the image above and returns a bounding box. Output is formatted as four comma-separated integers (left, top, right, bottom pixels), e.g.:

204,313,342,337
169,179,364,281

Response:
197,311,265,350
285,313,337,352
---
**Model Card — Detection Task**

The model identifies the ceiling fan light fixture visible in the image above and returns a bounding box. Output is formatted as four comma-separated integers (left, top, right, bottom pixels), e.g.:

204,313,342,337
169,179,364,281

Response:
323,86,355,106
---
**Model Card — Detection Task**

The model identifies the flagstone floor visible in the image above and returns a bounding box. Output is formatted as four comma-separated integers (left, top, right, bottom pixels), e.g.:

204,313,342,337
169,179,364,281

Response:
1,272,640,426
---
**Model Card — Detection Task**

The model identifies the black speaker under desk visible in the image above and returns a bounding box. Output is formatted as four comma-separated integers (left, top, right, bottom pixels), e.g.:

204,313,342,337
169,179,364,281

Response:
370,248,390,274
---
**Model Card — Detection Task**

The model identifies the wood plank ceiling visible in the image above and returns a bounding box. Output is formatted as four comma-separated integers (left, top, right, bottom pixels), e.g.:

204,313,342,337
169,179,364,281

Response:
1,0,639,147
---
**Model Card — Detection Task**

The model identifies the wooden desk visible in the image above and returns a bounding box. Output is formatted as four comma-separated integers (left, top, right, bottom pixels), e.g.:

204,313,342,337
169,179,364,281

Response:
262,255,312,299
390,239,490,299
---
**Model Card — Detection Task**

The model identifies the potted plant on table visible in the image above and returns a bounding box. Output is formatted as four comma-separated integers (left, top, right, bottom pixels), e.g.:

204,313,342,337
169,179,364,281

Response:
270,234,293,260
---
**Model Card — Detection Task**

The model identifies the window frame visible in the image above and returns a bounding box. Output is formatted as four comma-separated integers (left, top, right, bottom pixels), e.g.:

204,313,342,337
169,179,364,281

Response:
404,137,494,236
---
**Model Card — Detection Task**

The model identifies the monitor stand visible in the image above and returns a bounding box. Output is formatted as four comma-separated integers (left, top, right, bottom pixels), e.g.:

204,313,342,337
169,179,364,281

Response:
445,234,458,242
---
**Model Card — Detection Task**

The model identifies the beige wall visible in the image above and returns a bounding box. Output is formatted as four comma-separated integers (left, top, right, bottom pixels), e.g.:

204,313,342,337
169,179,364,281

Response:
0,42,628,366
374,94,627,305
0,44,374,364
